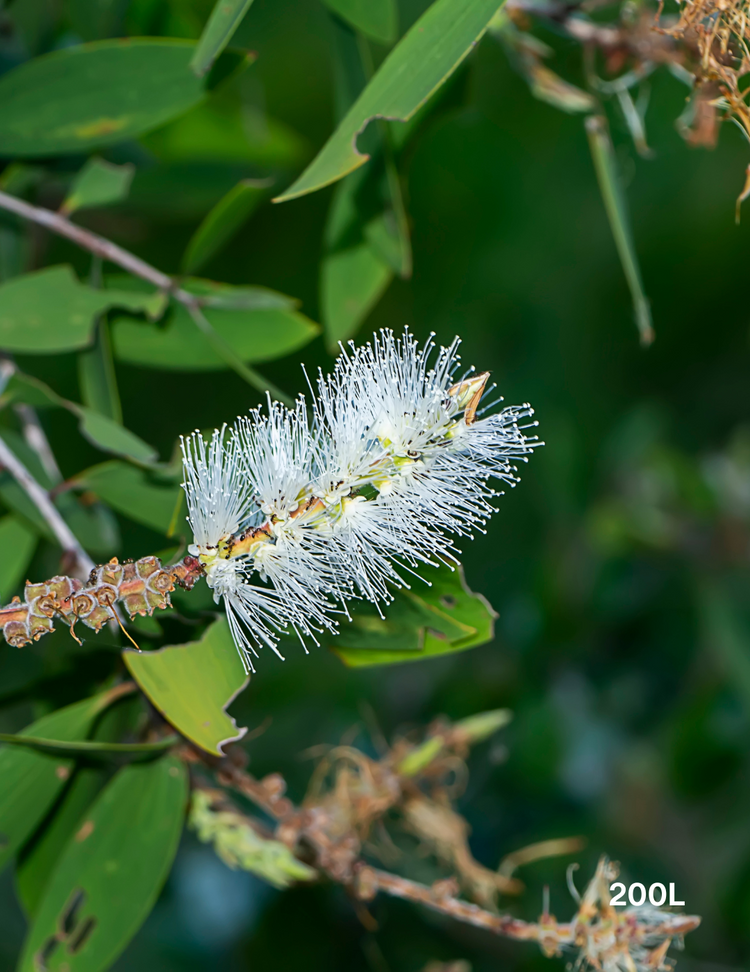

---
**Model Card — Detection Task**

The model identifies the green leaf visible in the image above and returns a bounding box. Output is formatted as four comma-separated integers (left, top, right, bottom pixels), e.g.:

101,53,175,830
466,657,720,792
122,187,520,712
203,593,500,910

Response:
16,769,106,919
72,461,184,536
322,0,398,44
77,320,123,424
322,230,392,349
330,563,497,667
61,158,134,216
124,618,248,756
17,694,144,919
3,373,157,465
74,407,157,465
142,99,308,169
585,115,654,346
182,179,271,274
110,277,319,371
0,266,165,353
18,757,187,972
0,40,241,157
0,687,129,876
191,0,257,78
0,734,178,760
274,0,504,202
0,515,37,601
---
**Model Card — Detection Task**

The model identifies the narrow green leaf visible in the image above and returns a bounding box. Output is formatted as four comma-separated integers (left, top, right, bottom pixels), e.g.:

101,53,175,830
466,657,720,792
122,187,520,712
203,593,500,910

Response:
3,372,156,465
190,0,256,78
72,461,183,536
0,40,237,157
585,115,654,346
18,757,188,972
0,515,37,601
274,0,504,202
0,266,165,353
124,618,248,756
182,179,271,274
322,233,392,349
73,406,157,464
77,320,123,424
110,277,319,371
0,734,178,759
0,688,129,876
62,158,134,216
331,564,497,667
322,0,398,45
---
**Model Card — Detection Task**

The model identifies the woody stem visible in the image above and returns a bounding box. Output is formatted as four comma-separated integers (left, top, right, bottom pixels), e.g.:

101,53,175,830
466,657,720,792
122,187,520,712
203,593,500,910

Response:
0,434,94,579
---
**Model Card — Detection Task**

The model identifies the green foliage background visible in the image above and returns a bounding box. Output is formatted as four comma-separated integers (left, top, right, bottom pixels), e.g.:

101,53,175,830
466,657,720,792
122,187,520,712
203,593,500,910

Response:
0,0,749,969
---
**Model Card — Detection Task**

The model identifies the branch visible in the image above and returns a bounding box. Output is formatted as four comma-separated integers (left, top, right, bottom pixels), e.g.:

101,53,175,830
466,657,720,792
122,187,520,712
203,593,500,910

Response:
0,189,290,403
0,553,204,647
0,433,94,578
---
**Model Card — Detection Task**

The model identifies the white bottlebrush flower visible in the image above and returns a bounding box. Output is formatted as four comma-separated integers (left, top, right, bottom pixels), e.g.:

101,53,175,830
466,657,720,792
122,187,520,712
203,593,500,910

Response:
309,329,539,603
181,428,294,672
181,329,541,670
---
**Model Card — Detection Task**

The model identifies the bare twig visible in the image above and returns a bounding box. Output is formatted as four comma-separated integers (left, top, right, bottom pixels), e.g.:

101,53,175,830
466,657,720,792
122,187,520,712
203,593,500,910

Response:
0,434,94,579
14,403,63,485
356,866,547,942
0,189,289,403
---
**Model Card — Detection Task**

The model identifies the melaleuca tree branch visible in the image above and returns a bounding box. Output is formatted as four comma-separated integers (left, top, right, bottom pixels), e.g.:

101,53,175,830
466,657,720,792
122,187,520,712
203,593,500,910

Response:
0,553,204,647
0,433,94,579
198,753,701,969
0,189,287,401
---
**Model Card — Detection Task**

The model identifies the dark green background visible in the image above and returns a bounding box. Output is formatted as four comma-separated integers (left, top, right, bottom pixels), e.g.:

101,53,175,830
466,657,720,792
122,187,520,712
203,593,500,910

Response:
0,0,749,969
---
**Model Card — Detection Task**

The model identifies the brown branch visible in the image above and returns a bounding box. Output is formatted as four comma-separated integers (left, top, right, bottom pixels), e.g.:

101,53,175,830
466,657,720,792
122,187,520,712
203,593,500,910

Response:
0,433,94,579
356,866,551,943
0,190,289,402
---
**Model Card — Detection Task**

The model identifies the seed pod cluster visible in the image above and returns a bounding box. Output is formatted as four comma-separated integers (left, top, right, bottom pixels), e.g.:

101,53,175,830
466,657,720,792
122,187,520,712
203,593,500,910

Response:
0,555,204,648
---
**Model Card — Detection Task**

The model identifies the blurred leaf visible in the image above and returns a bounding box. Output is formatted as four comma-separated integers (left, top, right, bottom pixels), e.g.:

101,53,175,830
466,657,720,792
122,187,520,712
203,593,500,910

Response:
73,461,183,536
189,790,316,887
322,0,398,45
0,40,242,157
699,583,750,711
0,734,178,759
75,407,157,464
56,493,121,559
0,515,37,601
78,320,122,424
182,178,271,274
16,694,144,919
110,277,319,371
190,0,256,78
124,618,248,756
0,266,165,353
585,115,653,345
18,756,187,972
142,98,308,168
61,158,134,216
3,373,157,464
331,563,497,666
275,0,504,202
322,228,392,349
0,687,130,876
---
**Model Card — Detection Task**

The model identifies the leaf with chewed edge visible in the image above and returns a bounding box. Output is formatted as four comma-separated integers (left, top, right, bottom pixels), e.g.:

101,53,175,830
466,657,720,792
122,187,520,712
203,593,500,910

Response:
274,0,505,202
18,756,187,972
331,563,497,667
124,618,248,755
